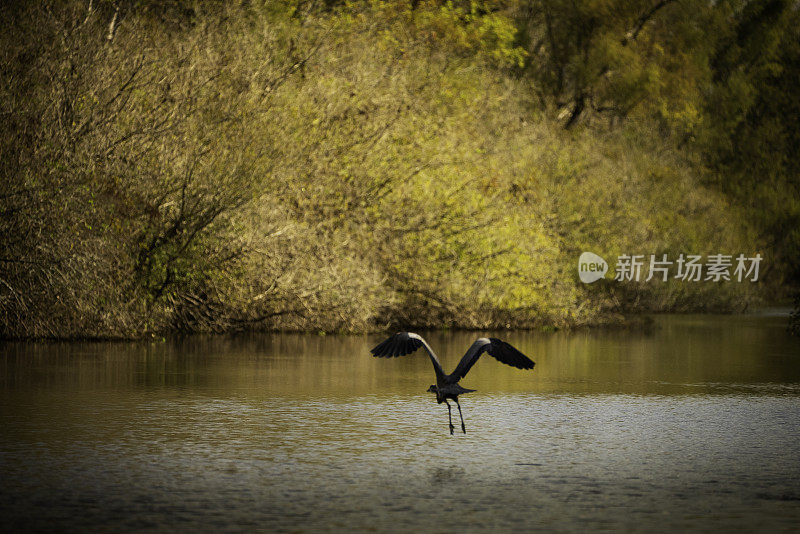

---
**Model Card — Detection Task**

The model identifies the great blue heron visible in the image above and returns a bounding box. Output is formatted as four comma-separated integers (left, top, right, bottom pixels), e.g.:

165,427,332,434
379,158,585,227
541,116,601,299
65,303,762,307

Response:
370,332,535,435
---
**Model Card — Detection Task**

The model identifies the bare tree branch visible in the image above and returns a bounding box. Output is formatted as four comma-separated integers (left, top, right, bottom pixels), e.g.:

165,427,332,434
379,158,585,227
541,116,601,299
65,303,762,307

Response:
622,0,676,45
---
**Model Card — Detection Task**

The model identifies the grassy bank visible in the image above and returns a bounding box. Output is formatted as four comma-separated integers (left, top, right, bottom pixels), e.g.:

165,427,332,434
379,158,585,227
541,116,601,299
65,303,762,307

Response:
3,1,792,338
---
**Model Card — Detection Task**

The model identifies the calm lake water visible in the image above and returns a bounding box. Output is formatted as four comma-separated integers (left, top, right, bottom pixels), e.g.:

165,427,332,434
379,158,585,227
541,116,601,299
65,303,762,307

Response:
2,314,799,532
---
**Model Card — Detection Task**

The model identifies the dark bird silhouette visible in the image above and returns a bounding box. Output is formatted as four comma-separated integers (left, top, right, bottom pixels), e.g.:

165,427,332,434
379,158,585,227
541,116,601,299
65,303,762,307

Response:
370,332,535,435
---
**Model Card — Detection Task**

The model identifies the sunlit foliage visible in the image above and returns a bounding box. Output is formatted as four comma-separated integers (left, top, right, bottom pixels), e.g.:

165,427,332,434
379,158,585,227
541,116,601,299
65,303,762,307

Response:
0,0,789,337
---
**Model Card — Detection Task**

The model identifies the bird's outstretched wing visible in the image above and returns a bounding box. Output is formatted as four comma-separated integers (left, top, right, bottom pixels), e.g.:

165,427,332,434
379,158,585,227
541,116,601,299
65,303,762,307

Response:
370,332,445,381
449,338,534,381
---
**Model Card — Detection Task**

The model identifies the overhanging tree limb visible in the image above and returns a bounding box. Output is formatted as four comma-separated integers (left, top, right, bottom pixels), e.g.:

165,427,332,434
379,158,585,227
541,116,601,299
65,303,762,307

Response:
622,0,676,45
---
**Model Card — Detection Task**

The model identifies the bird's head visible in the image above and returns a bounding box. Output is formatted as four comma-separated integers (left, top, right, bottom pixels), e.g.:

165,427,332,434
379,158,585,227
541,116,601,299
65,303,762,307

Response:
427,385,438,393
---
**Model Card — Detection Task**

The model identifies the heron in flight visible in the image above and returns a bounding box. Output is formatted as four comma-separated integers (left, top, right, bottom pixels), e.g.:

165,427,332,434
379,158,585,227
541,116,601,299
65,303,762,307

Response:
370,332,535,435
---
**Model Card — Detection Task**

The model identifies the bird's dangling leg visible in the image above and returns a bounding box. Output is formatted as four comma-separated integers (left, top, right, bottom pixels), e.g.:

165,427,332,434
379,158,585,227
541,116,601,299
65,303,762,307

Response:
455,398,466,433
445,400,455,435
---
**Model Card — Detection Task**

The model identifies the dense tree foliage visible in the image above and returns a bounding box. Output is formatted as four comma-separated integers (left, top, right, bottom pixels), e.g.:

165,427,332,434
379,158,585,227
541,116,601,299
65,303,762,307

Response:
0,0,795,338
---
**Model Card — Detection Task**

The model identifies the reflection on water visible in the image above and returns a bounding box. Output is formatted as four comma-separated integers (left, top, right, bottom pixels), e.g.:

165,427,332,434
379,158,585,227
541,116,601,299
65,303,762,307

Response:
1,314,799,531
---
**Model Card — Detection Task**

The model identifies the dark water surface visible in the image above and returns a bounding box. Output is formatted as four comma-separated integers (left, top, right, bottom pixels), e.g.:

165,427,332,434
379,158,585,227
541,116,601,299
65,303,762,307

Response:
2,314,799,532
